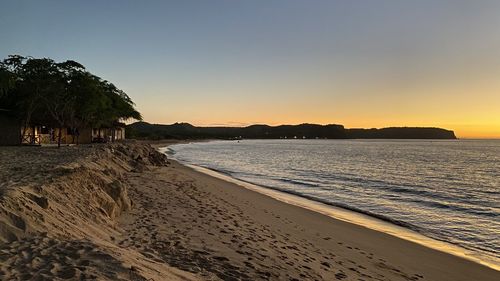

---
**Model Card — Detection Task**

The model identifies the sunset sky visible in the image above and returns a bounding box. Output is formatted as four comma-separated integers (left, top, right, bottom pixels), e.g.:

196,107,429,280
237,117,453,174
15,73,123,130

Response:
1,1,499,138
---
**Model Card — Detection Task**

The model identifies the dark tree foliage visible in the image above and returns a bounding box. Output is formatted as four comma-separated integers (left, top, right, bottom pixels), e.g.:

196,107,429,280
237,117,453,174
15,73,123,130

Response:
0,55,142,146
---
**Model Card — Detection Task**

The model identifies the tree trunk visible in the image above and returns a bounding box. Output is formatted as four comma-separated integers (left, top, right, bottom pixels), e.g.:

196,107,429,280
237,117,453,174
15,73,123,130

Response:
20,89,38,145
20,126,27,144
57,127,62,148
32,126,36,144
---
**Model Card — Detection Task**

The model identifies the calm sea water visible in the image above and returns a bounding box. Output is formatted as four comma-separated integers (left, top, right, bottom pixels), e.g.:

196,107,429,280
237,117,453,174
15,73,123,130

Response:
168,139,500,265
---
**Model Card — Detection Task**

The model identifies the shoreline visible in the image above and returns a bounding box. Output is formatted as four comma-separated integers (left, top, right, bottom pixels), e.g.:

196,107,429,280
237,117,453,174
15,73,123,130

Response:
160,142,499,273
125,153,499,280
178,160,500,271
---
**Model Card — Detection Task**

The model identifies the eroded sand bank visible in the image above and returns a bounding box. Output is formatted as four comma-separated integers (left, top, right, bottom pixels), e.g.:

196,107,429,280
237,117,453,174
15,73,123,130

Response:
0,142,199,280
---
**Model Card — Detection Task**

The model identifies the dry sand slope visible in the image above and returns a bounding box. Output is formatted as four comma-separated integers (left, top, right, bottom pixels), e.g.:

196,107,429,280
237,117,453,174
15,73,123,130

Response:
0,142,498,281
0,142,199,281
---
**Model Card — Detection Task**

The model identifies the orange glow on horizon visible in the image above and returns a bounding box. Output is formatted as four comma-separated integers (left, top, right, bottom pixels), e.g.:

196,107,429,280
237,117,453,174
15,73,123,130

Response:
140,112,500,139
135,70,500,140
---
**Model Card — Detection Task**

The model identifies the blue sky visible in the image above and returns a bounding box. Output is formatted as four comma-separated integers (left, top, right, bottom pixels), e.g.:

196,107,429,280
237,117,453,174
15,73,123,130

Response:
1,0,500,137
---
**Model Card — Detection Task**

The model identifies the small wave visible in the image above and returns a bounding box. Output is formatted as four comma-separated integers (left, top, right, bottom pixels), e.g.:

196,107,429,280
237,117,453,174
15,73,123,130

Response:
276,178,321,188
409,199,499,218
160,147,176,156
196,165,235,178
224,174,421,231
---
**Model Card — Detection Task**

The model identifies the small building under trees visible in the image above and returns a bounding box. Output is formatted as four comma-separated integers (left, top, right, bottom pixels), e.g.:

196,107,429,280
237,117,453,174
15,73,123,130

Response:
0,55,141,147
0,111,126,146
0,119,129,146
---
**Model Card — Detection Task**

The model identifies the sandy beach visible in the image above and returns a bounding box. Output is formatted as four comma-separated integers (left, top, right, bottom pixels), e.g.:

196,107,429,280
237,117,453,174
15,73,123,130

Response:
0,142,498,280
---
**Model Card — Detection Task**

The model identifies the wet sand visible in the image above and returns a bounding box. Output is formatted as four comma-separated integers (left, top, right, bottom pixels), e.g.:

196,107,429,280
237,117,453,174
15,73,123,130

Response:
118,158,500,280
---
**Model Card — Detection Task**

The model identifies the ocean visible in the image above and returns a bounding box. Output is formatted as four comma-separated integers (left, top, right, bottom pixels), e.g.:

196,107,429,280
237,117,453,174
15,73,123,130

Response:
166,139,499,268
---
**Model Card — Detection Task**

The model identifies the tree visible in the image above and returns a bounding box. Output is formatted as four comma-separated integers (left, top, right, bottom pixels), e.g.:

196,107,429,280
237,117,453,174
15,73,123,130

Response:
0,62,16,98
0,55,142,146
0,56,54,143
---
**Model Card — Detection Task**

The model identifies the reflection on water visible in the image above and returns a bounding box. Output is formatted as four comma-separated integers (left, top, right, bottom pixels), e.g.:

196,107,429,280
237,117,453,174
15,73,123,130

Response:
167,139,500,269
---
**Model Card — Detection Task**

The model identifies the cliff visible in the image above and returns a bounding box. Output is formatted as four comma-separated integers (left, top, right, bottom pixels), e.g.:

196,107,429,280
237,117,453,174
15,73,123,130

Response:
345,127,457,139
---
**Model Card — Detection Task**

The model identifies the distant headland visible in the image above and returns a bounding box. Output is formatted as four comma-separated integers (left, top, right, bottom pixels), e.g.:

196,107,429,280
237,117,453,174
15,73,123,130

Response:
127,122,457,140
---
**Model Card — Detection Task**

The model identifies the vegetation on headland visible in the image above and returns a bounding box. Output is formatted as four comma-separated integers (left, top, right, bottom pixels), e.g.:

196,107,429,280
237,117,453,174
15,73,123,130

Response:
0,55,141,146
126,122,457,140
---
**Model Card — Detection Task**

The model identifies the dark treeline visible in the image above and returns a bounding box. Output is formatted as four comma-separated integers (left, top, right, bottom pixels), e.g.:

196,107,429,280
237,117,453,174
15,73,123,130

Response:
0,55,141,146
127,122,457,140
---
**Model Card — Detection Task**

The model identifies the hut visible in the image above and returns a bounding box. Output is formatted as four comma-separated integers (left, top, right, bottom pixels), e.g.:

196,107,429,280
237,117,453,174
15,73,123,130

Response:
0,110,126,146
91,122,126,143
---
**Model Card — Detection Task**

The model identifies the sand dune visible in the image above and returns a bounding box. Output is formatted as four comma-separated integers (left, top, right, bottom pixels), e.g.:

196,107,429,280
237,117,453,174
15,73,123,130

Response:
0,142,199,280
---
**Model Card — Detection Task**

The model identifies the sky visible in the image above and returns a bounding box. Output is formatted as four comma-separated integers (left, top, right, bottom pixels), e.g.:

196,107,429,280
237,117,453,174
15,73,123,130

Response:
1,1,500,138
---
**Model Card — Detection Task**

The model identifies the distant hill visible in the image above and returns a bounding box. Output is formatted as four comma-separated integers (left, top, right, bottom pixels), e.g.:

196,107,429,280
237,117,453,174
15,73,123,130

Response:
346,127,457,139
126,122,457,140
